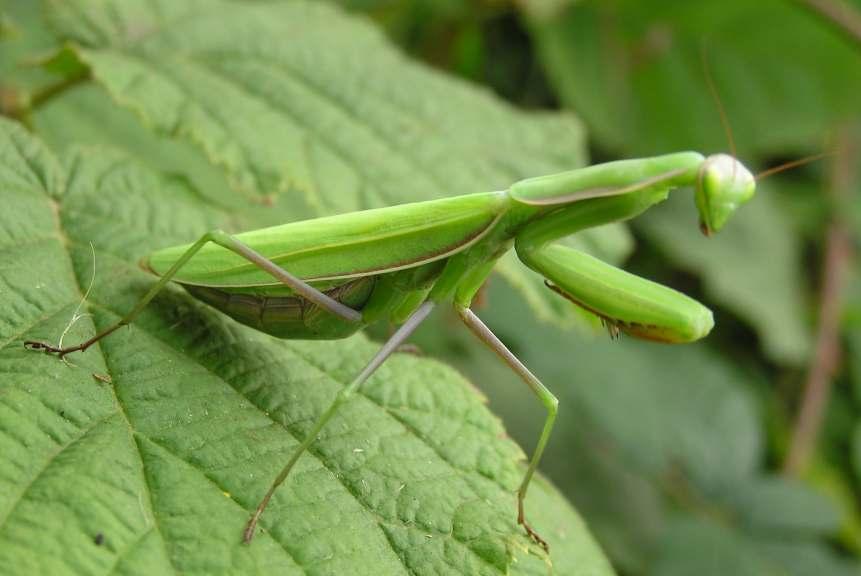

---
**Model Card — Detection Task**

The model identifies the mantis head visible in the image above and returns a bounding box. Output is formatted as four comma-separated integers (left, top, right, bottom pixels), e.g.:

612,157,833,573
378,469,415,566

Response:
695,154,755,236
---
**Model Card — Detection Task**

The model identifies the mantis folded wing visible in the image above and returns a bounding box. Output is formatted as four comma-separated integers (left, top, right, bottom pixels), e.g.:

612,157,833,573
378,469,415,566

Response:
25,151,756,551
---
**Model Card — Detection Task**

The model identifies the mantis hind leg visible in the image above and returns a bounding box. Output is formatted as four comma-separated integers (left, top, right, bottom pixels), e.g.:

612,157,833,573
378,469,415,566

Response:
24,229,363,357
243,301,436,542
455,305,557,552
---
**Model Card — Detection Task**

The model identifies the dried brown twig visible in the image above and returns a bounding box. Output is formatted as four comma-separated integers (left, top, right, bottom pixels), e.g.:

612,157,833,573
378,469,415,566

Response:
784,127,857,475
793,0,861,49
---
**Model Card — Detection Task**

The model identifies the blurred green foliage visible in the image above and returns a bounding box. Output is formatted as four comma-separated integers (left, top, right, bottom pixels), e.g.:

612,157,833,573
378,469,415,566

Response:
2,0,860,573
339,0,861,573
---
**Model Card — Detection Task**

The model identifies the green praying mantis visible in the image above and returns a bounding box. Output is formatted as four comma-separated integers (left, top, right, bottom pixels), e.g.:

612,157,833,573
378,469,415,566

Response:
25,150,756,550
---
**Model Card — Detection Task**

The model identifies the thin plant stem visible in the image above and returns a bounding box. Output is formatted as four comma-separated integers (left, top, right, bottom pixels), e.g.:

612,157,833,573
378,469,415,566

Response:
793,0,861,50
784,127,857,475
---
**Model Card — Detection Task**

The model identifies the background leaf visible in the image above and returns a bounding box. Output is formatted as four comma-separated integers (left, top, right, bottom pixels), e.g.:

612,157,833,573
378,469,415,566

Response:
47,0,581,208
523,0,859,157
0,0,59,108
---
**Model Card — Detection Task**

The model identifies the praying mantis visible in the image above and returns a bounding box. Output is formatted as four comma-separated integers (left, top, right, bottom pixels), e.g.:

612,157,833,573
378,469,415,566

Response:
24,150,756,550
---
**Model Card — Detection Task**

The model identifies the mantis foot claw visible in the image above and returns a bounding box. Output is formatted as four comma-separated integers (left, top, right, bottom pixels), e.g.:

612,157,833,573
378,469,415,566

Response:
243,507,264,544
520,517,550,552
23,325,117,358
518,499,549,552
24,340,68,356
395,343,423,356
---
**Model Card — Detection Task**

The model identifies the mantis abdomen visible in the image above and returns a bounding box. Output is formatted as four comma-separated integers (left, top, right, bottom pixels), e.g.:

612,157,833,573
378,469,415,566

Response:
184,278,376,339
183,258,451,339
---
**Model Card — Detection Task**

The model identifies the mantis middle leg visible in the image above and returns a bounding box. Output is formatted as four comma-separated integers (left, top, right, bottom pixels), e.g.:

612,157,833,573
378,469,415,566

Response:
243,301,436,542
454,305,557,551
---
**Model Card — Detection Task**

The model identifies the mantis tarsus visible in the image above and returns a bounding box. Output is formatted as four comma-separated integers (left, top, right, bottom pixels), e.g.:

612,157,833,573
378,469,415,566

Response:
25,151,756,550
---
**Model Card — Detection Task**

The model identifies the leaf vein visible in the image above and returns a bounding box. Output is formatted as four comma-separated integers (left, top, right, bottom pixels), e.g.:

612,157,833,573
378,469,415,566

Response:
0,411,118,530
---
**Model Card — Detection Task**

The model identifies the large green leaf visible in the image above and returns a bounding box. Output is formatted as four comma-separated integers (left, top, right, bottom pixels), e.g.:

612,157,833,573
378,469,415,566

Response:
0,119,614,574
46,0,583,208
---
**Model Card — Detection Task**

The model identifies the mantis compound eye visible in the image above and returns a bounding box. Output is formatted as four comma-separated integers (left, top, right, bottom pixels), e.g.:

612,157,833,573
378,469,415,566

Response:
695,154,755,235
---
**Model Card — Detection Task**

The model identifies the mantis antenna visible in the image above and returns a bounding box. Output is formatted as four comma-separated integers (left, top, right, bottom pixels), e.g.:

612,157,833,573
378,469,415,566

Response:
755,152,837,181
700,42,738,162
700,42,834,186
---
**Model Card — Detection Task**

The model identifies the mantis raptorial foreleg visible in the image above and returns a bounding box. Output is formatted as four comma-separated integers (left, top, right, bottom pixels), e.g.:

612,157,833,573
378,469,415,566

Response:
243,301,436,542
455,305,557,552
25,229,362,357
